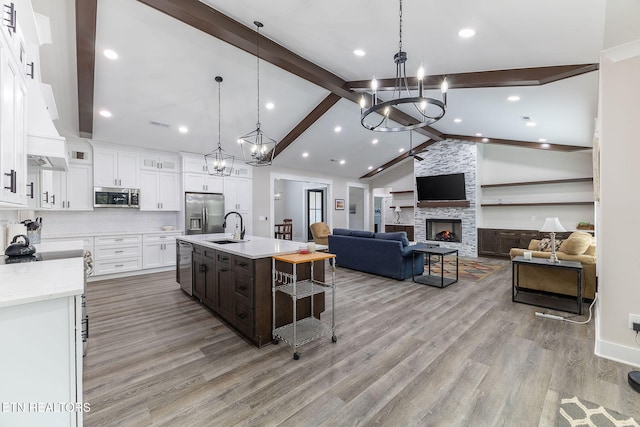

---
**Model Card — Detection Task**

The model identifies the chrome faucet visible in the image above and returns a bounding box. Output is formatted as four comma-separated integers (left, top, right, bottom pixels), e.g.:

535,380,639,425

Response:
223,211,245,239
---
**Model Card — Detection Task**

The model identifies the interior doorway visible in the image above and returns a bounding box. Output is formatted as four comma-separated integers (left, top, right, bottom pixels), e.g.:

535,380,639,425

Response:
374,196,383,233
307,189,325,240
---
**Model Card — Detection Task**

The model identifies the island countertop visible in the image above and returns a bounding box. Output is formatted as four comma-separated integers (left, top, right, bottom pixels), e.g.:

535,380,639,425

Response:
176,234,324,259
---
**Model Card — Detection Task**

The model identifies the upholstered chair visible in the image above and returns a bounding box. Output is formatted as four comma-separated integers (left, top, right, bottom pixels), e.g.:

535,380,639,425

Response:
309,222,331,245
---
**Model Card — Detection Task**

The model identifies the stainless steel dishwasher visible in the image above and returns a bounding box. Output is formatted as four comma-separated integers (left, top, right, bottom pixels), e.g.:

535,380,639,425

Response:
177,241,193,296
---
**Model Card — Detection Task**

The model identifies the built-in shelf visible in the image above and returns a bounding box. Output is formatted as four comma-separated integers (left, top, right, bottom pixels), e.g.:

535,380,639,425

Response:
417,200,471,208
389,205,414,209
481,201,593,207
481,177,593,188
389,190,414,194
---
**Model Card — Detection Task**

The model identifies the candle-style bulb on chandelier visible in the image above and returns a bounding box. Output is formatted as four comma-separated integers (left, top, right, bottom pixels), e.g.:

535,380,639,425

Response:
205,76,234,176
360,0,448,132
237,21,276,166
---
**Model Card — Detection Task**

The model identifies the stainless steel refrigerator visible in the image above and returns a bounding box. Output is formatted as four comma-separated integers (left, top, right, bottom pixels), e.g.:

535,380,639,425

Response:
185,192,225,234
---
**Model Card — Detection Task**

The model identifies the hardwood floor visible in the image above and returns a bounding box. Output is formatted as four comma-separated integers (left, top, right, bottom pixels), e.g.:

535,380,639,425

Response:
83,259,640,426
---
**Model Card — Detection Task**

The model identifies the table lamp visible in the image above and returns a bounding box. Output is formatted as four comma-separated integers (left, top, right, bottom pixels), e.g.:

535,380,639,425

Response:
539,217,566,263
394,206,402,224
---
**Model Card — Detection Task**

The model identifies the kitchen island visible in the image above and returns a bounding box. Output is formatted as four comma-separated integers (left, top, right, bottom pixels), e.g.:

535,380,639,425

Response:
0,246,85,427
177,234,327,347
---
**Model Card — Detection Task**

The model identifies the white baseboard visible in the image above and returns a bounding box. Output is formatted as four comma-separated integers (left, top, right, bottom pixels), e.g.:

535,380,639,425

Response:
594,297,640,368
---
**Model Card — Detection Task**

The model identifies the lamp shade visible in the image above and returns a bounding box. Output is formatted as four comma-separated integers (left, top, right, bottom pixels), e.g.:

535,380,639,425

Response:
539,217,567,233
394,206,402,212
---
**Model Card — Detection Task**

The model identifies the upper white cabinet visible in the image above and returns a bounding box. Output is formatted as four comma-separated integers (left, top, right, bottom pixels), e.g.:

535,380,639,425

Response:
0,34,28,206
230,164,252,178
141,150,179,172
181,153,207,173
140,170,180,211
224,177,251,212
180,152,224,193
93,147,139,188
51,164,93,210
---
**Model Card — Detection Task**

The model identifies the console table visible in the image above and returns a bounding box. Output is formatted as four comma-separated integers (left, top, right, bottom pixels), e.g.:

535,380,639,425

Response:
512,256,583,314
412,246,458,288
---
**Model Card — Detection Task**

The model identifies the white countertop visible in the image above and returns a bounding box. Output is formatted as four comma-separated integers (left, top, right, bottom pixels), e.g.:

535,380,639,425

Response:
177,234,324,259
0,257,85,308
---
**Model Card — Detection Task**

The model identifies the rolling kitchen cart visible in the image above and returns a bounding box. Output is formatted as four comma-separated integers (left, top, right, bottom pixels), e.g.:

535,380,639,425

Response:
272,252,337,360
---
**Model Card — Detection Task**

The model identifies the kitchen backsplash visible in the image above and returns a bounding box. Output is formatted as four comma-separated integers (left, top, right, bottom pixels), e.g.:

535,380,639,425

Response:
33,210,180,237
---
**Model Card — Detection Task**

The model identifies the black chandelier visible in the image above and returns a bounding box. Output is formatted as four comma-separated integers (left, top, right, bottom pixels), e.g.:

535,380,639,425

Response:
205,76,234,176
360,0,448,132
237,21,276,166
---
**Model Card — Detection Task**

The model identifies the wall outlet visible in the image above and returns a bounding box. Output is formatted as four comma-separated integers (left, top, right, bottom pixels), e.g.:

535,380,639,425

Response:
629,313,640,329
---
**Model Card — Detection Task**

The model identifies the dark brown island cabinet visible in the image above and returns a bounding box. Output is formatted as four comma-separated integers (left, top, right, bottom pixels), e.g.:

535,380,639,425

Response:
190,243,325,347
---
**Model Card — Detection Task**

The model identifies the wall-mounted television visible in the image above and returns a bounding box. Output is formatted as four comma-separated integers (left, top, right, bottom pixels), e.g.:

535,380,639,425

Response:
416,173,466,201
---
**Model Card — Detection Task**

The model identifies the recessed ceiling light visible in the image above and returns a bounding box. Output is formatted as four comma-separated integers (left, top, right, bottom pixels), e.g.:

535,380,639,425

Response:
339,159,346,165
526,121,537,127
507,95,520,102
481,138,489,143
399,148,405,153
372,139,378,144
265,102,274,110
103,49,118,60
334,126,342,133
302,152,309,158
368,166,373,170
538,138,547,142
353,49,365,57
475,133,482,137
458,28,476,38
99,110,112,118
453,118,462,123
377,167,383,172
178,126,188,134
541,143,550,148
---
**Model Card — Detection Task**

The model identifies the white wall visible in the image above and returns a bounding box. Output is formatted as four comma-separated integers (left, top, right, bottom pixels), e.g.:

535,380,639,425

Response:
596,2,640,366
368,161,414,230
481,144,595,230
348,186,365,230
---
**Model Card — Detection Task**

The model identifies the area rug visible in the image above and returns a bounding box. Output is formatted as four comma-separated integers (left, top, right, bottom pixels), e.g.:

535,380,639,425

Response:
557,396,639,427
425,256,504,281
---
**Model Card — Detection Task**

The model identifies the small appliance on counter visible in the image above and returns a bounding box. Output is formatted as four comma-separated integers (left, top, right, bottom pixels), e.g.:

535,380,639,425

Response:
5,234,36,258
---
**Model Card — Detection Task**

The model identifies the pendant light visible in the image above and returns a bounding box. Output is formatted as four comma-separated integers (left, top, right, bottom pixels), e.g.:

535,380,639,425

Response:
205,76,234,176
237,21,276,166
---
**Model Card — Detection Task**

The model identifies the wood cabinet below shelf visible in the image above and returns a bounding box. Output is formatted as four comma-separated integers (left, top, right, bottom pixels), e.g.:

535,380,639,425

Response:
385,224,414,241
478,228,575,258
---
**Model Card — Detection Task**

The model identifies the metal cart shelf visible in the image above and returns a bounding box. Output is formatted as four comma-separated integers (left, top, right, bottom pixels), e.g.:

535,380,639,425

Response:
272,252,337,360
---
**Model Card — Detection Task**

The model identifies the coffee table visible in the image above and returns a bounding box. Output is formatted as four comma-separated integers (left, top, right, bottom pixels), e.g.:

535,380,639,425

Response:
512,256,583,314
412,246,458,288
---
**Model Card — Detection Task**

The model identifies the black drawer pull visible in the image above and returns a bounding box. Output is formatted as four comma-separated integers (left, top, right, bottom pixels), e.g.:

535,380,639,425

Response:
220,257,229,261
199,264,206,273
238,313,247,319
219,268,228,272
238,286,247,291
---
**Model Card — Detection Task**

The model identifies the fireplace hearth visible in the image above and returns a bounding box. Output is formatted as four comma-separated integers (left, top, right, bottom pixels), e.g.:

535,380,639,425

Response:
426,219,462,243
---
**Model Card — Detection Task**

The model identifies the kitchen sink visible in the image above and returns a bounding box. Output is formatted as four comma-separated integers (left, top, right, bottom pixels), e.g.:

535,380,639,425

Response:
208,239,242,244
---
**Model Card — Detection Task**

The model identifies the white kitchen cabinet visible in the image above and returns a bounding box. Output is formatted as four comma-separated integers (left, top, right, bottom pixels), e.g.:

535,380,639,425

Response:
0,35,28,207
184,172,223,193
51,163,93,210
141,150,179,172
140,170,180,211
0,295,84,427
93,234,142,276
231,164,252,178
224,176,251,212
93,147,139,188
181,152,208,173
142,232,180,269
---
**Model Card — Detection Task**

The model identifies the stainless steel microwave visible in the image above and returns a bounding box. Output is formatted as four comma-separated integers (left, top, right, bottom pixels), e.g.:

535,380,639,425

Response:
94,187,140,208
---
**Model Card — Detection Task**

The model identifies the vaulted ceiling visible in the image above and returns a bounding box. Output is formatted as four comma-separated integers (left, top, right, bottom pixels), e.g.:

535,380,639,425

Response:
33,0,604,179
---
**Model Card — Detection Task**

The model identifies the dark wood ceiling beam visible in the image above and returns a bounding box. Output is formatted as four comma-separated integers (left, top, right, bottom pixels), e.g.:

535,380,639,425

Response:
359,139,437,179
273,93,341,157
347,64,599,91
445,134,589,152
76,0,98,137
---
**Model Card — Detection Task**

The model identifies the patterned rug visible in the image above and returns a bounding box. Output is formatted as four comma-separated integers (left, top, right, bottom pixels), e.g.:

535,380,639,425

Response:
425,256,505,281
558,396,639,427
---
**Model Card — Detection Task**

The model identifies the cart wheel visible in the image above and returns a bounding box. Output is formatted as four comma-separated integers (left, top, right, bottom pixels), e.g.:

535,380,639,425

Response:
293,352,300,360
332,335,337,343
272,339,279,345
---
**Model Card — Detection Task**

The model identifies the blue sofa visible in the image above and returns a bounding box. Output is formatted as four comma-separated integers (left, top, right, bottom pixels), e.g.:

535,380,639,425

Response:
328,228,429,280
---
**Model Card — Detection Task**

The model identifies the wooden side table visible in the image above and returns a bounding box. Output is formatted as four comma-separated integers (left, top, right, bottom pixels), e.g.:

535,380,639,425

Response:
512,256,583,314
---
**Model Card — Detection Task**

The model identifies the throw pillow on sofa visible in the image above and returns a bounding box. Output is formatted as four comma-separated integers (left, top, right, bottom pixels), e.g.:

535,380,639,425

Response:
536,238,563,252
559,234,592,255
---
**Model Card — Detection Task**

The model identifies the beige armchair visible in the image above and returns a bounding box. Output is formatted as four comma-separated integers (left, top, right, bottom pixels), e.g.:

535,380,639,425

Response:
310,222,331,245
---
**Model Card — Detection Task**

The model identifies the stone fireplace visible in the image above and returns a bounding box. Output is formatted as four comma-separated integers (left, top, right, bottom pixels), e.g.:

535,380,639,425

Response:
414,139,478,257
426,219,462,242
